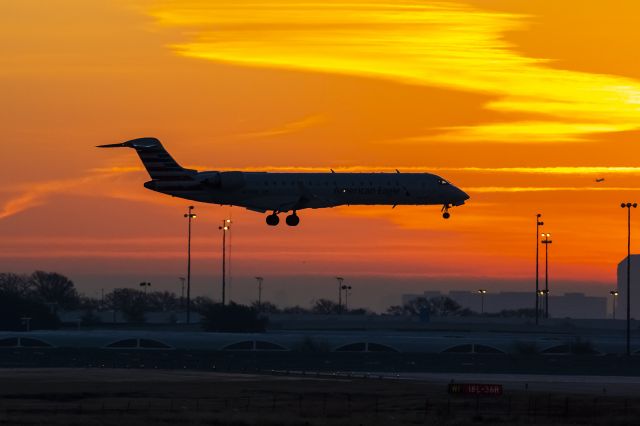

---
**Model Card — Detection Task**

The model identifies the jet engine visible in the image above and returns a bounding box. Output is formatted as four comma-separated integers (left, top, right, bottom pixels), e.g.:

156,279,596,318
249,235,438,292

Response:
199,171,245,190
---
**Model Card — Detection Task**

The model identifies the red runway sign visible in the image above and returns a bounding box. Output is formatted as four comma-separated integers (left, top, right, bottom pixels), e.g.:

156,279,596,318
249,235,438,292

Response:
448,383,503,396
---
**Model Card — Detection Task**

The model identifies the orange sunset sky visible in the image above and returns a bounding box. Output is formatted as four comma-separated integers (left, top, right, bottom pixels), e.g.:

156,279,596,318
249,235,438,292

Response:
2,0,640,309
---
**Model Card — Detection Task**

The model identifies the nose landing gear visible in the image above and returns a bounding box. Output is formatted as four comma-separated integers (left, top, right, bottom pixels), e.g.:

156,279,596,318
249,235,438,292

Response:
442,204,451,219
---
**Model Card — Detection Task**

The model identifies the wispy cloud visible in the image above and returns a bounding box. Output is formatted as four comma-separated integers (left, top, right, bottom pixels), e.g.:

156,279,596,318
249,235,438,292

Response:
0,176,101,220
447,166,640,175
149,0,640,143
0,169,157,221
3,162,635,220
467,186,640,193
237,114,325,139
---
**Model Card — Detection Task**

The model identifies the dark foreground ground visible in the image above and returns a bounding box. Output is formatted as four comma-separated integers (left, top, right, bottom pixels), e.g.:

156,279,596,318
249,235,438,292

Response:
0,368,639,425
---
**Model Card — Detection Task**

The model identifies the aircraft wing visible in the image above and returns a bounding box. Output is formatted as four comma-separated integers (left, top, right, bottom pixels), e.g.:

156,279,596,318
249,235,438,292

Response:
242,195,305,213
243,191,339,213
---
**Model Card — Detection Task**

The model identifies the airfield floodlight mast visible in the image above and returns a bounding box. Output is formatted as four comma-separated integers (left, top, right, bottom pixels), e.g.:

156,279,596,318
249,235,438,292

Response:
541,233,552,319
336,277,344,314
621,202,637,356
255,276,264,311
184,206,196,324
341,285,353,311
536,289,546,317
477,289,487,314
535,214,544,325
610,290,619,320
179,277,186,309
219,219,232,305
139,281,151,293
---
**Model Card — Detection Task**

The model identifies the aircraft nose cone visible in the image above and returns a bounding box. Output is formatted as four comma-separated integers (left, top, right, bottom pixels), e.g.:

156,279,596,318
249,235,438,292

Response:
453,186,469,204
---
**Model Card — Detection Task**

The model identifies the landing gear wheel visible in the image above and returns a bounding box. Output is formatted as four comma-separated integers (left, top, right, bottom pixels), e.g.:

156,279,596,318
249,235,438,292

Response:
441,204,451,219
286,213,300,226
266,213,280,226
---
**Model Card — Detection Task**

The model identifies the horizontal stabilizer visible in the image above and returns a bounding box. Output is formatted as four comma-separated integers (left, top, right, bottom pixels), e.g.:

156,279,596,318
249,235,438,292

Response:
96,142,128,148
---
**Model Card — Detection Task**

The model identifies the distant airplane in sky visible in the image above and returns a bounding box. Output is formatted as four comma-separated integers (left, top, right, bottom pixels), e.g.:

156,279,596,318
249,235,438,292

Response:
595,178,605,183
98,137,469,226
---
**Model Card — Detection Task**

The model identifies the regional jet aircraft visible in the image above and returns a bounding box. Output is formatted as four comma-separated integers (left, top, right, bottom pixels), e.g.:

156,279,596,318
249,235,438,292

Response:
98,137,469,226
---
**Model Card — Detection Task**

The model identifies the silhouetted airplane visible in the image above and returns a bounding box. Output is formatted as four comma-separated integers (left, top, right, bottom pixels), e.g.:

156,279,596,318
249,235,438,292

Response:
595,178,605,183
98,137,469,226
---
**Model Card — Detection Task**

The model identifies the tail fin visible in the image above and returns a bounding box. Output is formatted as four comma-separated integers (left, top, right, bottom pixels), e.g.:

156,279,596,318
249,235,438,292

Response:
97,137,197,180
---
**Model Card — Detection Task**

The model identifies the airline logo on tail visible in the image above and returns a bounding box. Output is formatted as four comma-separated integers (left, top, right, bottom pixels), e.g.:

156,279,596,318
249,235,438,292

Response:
98,137,196,181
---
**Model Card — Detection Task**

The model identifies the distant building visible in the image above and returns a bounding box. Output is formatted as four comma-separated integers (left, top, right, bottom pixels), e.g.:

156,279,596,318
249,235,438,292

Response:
401,291,442,305
401,294,424,305
401,289,607,319
423,291,442,300
549,293,607,319
617,255,640,319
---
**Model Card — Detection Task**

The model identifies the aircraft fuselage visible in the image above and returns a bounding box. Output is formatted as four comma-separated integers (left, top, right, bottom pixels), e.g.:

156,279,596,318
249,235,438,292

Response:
100,137,469,226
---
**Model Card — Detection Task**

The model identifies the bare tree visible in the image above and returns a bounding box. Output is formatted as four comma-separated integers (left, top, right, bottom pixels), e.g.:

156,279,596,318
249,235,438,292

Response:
147,291,179,312
29,271,79,310
250,301,280,313
311,298,340,314
104,288,147,323
0,273,31,297
428,296,462,317
386,296,465,317
281,305,310,314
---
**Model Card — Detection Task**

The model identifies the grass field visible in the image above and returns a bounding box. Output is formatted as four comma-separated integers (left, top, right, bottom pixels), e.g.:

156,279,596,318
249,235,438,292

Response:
0,368,638,425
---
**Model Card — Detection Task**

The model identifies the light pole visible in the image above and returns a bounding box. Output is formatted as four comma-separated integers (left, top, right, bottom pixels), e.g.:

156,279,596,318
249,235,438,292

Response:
21,317,31,332
336,277,344,314
341,284,352,311
184,206,196,323
541,233,552,319
179,277,186,309
477,289,487,314
610,290,619,320
535,214,544,325
219,219,231,305
139,281,151,293
537,290,546,319
621,202,636,356
255,276,264,311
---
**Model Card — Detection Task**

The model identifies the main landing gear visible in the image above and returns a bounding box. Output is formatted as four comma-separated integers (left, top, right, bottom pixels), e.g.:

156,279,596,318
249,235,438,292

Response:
266,211,300,226
442,204,451,219
285,212,300,226
266,213,280,226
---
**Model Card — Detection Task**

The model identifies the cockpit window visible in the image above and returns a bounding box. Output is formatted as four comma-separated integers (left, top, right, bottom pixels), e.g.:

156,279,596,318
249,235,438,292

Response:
438,179,450,185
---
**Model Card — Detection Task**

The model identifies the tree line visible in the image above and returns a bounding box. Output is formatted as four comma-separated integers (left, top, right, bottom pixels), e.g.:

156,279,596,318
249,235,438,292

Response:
0,271,536,330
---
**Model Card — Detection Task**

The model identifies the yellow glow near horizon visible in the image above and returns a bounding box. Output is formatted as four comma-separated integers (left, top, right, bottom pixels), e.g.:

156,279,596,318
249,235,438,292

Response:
150,0,640,143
